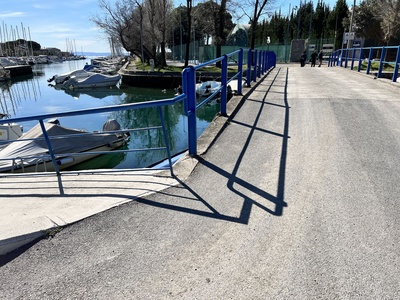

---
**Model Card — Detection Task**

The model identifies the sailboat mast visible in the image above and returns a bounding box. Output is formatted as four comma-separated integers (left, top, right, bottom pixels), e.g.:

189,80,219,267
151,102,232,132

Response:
0,25,3,56
28,26,34,57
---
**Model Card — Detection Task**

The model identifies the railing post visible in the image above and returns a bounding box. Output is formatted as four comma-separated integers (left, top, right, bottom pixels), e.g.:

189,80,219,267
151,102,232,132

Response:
182,67,197,156
336,51,341,66
366,47,373,75
262,51,267,74
220,54,228,117
344,48,349,68
340,50,344,67
253,49,258,83
262,50,265,74
257,50,262,77
246,49,252,87
392,45,400,82
351,48,356,70
39,120,64,195
357,48,364,72
158,106,174,176
237,48,243,95
377,46,386,78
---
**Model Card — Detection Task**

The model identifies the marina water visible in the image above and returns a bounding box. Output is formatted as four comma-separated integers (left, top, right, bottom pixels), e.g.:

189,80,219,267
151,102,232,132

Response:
0,58,220,170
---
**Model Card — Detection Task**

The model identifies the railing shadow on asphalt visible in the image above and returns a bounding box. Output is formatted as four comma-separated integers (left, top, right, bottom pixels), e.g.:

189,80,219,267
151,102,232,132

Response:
132,67,290,224
1,67,289,227
0,68,288,264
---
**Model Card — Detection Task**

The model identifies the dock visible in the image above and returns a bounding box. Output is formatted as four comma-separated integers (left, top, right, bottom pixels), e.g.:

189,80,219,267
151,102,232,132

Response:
4,65,33,77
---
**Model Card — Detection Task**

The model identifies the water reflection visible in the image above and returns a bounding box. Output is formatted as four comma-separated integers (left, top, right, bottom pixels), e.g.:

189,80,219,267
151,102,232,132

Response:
68,145,128,171
49,84,124,99
0,75,41,117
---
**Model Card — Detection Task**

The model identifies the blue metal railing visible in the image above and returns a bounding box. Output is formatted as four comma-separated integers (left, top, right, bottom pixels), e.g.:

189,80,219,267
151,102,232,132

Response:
0,48,276,194
246,49,277,86
328,45,400,82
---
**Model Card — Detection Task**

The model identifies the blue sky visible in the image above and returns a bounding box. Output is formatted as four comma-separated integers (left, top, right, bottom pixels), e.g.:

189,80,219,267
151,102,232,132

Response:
1,0,346,54
1,0,111,53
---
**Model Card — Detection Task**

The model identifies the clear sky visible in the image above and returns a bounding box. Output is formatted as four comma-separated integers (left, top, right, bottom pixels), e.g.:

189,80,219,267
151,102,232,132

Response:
1,0,351,54
1,0,112,54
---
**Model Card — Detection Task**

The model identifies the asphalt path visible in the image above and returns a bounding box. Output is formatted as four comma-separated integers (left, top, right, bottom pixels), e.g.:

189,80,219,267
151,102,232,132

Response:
1,64,400,299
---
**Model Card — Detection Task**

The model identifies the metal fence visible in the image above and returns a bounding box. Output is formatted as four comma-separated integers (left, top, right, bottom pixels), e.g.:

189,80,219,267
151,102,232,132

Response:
172,38,335,64
328,45,400,83
171,44,286,63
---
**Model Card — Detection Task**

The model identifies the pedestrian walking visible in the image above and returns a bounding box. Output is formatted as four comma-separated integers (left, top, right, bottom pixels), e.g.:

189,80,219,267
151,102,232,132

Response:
318,50,323,67
310,50,318,67
300,51,307,67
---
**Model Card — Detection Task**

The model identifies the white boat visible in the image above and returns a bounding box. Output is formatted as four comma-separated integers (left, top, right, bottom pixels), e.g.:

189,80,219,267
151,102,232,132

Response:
0,57,19,67
0,122,23,149
47,68,95,84
196,81,221,97
62,73,121,89
195,80,233,101
0,119,130,173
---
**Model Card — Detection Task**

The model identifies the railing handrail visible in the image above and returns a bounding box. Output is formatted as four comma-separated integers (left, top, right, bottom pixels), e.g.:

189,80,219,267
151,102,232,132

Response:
0,95,186,124
328,45,400,83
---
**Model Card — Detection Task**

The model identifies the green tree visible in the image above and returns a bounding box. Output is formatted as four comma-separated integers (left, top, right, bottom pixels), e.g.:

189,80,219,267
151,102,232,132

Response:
314,0,327,40
145,0,174,67
269,11,287,44
373,0,400,44
193,1,218,45
327,0,348,49
353,0,384,45
91,0,173,66
184,0,193,67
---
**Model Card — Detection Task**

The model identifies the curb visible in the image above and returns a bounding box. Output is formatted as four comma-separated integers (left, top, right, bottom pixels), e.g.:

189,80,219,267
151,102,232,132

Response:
0,231,44,256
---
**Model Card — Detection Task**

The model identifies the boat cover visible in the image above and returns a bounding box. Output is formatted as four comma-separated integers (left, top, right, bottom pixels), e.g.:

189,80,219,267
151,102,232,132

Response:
0,122,122,171
64,73,121,89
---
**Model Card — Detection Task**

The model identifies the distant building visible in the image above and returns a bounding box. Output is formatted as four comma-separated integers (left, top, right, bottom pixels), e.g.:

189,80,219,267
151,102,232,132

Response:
226,24,250,47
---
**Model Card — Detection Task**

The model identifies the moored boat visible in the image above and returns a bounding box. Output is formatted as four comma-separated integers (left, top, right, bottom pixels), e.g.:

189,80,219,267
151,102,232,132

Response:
196,81,221,97
47,68,95,84
0,119,130,173
0,122,23,149
62,73,121,89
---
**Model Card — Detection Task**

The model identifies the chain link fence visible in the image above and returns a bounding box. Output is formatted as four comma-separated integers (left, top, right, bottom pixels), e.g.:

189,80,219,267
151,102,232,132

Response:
170,38,335,64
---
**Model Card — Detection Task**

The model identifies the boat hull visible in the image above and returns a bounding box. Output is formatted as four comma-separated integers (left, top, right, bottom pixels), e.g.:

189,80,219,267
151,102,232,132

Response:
7,139,127,173
0,120,130,173
63,73,121,89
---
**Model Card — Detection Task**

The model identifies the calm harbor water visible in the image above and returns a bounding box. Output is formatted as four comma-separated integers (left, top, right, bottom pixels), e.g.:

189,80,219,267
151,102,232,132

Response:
0,58,220,170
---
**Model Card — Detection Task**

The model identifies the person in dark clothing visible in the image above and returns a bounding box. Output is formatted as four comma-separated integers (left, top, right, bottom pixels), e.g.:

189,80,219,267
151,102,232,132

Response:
300,51,307,67
310,50,318,67
318,50,323,67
